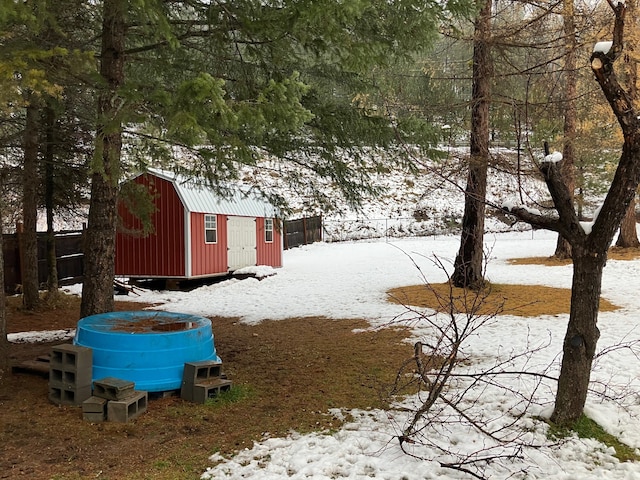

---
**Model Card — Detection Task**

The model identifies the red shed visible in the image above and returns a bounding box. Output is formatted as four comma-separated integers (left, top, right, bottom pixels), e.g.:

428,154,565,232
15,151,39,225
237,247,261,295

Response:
116,169,282,280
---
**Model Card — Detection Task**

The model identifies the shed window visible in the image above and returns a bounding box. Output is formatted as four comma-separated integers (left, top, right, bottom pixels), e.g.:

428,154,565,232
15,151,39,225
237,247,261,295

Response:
265,218,274,243
205,215,217,243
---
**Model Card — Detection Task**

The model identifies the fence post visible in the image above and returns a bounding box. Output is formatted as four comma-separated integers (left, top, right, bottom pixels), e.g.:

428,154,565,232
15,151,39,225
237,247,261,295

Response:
302,217,308,246
283,219,289,250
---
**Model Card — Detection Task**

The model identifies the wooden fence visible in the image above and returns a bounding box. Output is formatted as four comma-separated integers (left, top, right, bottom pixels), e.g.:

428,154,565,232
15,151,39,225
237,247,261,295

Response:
283,215,322,249
3,230,84,293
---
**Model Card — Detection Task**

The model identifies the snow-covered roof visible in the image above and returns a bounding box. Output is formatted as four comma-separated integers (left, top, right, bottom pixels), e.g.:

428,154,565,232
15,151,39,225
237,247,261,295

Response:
143,168,279,218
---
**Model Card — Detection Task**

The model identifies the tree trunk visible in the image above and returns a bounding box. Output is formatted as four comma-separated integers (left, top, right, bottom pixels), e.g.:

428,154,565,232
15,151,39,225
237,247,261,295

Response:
22,98,41,310
452,0,492,289
550,248,604,426
614,0,640,249
43,104,60,300
0,210,7,378
80,0,125,318
554,0,577,261
616,197,639,247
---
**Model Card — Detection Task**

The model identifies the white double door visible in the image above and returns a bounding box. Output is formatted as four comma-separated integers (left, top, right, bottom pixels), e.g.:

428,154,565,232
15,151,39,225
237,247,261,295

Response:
227,216,257,271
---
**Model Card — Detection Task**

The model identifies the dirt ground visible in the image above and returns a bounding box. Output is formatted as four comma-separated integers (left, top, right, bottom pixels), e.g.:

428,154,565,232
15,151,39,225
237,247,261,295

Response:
1,295,416,480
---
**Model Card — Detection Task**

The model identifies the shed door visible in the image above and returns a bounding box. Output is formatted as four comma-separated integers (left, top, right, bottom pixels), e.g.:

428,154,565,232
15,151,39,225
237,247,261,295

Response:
227,216,257,270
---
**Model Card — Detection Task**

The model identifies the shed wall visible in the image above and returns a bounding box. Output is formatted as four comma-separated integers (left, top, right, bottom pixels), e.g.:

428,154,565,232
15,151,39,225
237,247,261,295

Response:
190,212,229,276
256,217,283,268
116,175,186,277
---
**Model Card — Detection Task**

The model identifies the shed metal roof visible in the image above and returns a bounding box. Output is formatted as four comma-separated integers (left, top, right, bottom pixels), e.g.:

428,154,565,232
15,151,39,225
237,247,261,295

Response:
144,168,279,218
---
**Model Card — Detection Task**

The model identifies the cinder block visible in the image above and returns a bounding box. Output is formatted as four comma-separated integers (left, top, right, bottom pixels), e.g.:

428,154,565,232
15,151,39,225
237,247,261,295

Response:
50,344,92,371
182,378,233,404
49,345,92,389
83,412,107,423
93,377,135,401
82,396,108,422
182,361,222,387
49,367,91,387
83,396,108,414
107,391,148,423
49,384,92,406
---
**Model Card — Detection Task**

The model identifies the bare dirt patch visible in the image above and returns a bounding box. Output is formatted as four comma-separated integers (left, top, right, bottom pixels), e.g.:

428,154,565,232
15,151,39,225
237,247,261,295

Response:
1,294,414,479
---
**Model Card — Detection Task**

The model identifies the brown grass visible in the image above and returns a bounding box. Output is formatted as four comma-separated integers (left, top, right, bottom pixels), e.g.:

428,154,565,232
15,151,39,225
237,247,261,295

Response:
1,295,414,479
387,282,619,317
509,246,640,266
388,249,629,317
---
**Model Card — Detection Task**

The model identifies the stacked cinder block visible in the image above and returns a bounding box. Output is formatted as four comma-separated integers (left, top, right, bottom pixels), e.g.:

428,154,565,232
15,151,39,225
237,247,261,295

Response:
181,360,232,403
82,377,148,422
82,396,108,422
48,344,93,406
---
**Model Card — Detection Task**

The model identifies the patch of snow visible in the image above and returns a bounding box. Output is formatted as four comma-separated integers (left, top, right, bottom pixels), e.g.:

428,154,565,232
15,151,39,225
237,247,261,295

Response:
542,151,563,163
233,265,277,278
594,41,613,54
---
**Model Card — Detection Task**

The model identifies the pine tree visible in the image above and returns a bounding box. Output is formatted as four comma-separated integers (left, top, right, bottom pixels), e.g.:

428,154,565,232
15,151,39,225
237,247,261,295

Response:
1,0,97,309
452,0,492,289
80,0,465,315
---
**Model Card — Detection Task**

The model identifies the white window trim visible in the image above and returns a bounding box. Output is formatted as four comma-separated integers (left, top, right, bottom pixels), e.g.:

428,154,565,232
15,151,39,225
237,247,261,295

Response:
265,218,274,243
205,214,217,244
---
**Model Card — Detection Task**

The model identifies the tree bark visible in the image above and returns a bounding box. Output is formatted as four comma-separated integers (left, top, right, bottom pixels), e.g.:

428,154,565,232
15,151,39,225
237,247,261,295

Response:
554,0,577,260
80,0,125,318
615,0,640,249
452,0,491,289
22,98,41,310
550,248,604,426
43,104,60,299
616,196,639,247
0,209,7,378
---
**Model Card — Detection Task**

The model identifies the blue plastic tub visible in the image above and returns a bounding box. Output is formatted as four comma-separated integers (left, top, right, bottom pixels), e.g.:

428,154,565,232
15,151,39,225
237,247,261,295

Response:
73,311,221,392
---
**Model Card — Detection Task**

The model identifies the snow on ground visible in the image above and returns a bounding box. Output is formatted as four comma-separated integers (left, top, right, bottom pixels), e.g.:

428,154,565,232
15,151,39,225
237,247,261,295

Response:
22,229,640,479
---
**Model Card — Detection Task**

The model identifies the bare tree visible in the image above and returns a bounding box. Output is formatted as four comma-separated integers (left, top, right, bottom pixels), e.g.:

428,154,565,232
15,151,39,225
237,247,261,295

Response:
392,250,640,478
391,255,556,479
505,0,640,426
